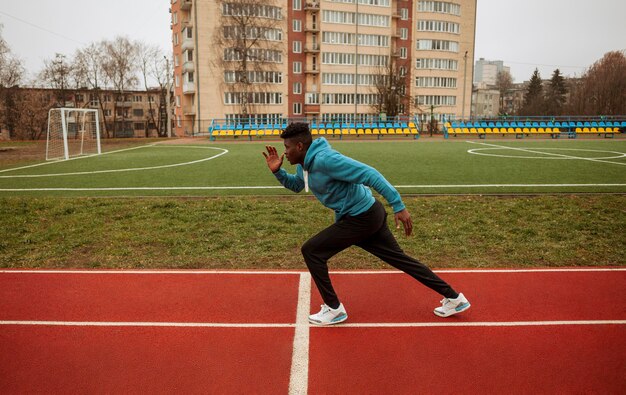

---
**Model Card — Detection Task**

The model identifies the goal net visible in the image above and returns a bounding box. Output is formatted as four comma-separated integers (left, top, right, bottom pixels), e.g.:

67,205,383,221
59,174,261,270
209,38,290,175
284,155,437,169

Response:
46,108,101,161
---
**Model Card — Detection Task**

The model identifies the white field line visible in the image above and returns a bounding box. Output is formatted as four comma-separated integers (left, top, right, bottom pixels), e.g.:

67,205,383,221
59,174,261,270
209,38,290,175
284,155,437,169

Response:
466,140,626,166
0,143,157,174
289,273,311,395
1,320,624,328
1,268,625,275
0,146,229,178
2,183,625,192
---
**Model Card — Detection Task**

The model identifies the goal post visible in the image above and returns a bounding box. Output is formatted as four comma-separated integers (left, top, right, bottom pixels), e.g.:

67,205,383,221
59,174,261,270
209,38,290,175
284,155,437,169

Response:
46,108,101,161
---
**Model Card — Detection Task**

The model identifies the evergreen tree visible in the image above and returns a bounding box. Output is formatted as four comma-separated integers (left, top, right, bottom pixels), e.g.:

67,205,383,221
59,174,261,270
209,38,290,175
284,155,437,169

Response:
545,69,567,115
520,68,543,115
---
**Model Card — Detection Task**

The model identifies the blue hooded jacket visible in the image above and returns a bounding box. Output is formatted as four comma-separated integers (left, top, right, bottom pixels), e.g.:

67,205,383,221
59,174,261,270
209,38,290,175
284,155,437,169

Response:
273,137,405,221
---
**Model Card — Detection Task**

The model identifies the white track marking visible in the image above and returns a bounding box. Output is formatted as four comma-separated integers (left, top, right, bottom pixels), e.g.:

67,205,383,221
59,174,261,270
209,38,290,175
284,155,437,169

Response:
0,143,157,174
1,268,624,275
466,141,626,166
289,273,311,395
0,146,229,178
2,184,625,192
338,320,626,328
1,320,623,328
0,321,294,328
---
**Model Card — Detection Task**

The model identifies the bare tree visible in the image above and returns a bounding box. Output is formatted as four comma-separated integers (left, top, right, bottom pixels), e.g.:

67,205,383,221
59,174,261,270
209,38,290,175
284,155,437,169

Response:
13,89,51,140
495,70,513,115
137,43,168,137
371,57,408,119
73,41,111,135
213,0,283,121
102,36,139,137
566,51,626,115
0,26,25,138
41,53,75,106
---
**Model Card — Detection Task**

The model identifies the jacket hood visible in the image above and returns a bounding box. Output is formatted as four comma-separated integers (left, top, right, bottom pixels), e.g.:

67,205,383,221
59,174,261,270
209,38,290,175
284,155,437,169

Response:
303,137,330,171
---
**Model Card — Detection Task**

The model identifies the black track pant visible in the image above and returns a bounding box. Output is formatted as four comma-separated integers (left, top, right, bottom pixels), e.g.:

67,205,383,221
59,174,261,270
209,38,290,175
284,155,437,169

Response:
301,200,458,309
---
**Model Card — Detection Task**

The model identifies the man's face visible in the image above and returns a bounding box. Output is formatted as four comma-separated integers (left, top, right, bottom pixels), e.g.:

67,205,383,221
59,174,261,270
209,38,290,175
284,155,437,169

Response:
283,138,305,165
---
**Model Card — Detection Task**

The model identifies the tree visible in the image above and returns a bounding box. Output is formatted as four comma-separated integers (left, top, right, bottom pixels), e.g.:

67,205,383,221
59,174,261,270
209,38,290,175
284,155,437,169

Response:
73,41,111,136
41,53,74,106
0,26,25,138
566,51,626,115
495,70,513,115
137,43,168,137
520,68,544,116
213,0,283,121
102,36,139,137
544,69,567,116
372,57,408,118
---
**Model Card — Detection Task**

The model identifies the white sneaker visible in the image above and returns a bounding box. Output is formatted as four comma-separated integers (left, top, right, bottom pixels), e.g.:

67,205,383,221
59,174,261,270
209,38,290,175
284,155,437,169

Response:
309,303,348,326
434,293,470,317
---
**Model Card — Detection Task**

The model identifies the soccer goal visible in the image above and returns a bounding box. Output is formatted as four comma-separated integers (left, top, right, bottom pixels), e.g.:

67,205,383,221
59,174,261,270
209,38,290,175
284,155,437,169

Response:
46,108,101,161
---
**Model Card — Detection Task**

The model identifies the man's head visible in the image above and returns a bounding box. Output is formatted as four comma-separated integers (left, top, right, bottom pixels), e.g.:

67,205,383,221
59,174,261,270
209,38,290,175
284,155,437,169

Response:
280,122,312,165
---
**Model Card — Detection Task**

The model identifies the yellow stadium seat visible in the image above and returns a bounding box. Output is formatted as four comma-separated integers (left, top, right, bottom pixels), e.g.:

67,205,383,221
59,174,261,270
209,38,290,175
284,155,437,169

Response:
395,128,403,134
380,128,388,134
318,129,326,135
365,128,372,135
311,128,319,135
372,128,380,135
470,128,478,134
349,128,357,135
403,128,410,135
410,128,419,135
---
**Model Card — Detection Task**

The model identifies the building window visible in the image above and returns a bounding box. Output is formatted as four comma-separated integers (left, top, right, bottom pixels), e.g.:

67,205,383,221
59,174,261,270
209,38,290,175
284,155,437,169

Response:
400,47,407,59
293,102,302,114
401,8,409,20
400,28,408,40
293,19,301,32
293,41,302,53
293,61,302,73
293,82,302,94
293,0,301,10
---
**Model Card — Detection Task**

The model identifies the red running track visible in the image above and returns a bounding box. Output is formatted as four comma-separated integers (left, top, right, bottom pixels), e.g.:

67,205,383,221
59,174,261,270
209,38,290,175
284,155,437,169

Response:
0,269,625,394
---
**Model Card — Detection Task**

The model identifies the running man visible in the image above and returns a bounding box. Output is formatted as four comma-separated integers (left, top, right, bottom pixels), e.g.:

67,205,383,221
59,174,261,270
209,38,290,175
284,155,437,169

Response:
263,122,470,325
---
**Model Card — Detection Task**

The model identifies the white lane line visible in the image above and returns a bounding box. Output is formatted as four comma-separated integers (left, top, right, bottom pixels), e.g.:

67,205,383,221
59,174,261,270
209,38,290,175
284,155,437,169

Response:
0,146,229,178
1,320,624,328
466,140,626,166
0,321,294,328
289,272,311,395
1,268,624,275
0,144,157,174
338,320,626,328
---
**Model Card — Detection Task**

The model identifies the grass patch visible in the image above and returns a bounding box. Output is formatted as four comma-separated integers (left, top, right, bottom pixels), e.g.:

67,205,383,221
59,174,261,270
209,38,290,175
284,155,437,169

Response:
1,195,624,269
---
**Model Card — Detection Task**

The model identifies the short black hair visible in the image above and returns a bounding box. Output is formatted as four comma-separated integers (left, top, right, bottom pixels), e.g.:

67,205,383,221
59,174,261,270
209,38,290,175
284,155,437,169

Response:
280,122,312,146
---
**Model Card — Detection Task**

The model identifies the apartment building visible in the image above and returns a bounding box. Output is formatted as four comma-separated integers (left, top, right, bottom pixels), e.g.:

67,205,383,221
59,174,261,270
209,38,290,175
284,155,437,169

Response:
170,0,476,135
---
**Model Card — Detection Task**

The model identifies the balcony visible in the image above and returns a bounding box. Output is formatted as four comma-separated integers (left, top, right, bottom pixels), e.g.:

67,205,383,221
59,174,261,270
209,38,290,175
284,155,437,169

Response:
392,9,401,18
304,67,320,74
304,24,320,33
183,61,194,73
304,43,320,53
304,2,320,11
115,101,132,108
183,105,195,115
181,18,193,29
180,0,192,11
181,37,194,51
183,80,195,94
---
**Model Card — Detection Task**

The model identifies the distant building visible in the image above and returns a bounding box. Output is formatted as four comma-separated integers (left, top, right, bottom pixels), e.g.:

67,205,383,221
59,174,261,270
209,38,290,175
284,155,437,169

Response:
0,87,168,140
471,82,499,118
474,58,510,86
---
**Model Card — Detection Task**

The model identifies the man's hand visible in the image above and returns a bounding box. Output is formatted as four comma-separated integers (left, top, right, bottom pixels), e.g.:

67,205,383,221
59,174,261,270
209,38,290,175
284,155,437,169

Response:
262,145,284,173
394,209,413,237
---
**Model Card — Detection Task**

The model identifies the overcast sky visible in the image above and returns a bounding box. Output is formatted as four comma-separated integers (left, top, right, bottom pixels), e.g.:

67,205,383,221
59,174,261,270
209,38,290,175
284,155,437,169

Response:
1,0,625,84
